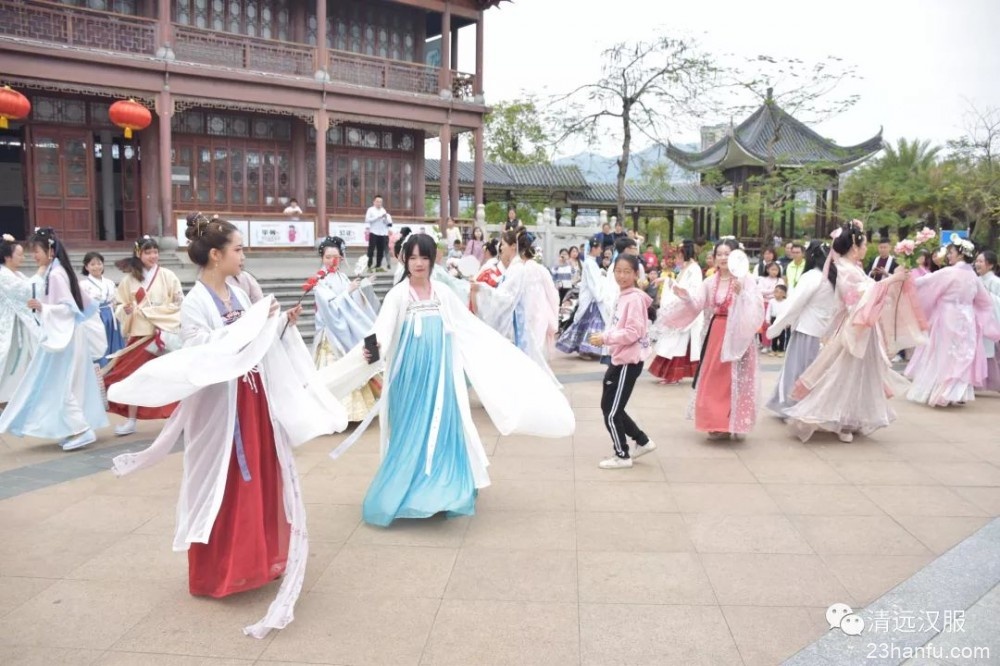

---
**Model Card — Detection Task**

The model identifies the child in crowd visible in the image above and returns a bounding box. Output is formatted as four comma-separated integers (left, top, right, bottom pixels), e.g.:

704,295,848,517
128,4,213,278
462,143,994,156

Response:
588,254,656,469
768,283,790,356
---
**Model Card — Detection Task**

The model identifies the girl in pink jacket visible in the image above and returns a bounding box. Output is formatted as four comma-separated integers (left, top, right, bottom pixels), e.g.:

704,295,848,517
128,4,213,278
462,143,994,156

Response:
588,254,656,469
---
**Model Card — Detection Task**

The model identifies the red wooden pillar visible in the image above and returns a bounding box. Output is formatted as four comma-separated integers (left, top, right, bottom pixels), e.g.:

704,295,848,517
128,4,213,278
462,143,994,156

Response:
315,112,328,235
439,124,451,226
439,4,452,94
155,90,173,240
474,12,484,99
473,126,484,207
315,0,328,79
449,134,460,219
156,0,173,58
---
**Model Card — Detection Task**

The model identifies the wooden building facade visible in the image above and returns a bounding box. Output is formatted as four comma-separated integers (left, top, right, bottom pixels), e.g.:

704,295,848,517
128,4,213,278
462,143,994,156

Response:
0,0,497,247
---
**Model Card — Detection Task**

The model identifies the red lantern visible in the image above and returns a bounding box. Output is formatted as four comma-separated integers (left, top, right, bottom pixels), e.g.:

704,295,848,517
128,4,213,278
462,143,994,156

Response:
108,98,151,139
0,86,31,130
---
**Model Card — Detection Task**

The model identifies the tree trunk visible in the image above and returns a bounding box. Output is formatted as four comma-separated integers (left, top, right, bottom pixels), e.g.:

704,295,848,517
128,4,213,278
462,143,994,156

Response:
616,109,631,222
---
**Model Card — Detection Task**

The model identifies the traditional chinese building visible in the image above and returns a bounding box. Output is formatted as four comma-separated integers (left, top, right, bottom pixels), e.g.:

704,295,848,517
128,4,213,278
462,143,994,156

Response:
666,89,883,240
0,0,498,249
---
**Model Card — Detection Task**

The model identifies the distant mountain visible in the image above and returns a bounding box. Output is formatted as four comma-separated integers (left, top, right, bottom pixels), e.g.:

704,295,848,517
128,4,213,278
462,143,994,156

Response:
553,143,700,184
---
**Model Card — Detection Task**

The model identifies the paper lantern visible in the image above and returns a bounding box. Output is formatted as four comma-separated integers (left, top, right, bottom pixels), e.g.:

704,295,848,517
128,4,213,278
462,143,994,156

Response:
108,98,151,139
0,86,31,130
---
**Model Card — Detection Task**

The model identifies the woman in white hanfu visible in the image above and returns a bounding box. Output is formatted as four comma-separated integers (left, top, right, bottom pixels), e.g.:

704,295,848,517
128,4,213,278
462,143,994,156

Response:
79,251,125,368
0,235,40,403
0,228,108,451
975,250,1000,392
648,240,704,385
904,240,1000,406
785,221,926,442
322,233,575,527
765,241,841,417
472,227,561,383
557,236,614,357
313,235,382,420
107,215,347,639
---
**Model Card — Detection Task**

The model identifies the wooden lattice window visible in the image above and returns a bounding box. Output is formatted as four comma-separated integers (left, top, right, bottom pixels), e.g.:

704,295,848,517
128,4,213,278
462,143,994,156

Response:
55,0,139,15
172,136,291,212
305,149,417,215
174,0,289,40
308,0,419,62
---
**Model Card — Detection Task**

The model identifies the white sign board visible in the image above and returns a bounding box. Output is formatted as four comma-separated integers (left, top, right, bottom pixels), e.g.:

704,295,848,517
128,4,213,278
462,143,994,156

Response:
175,217,250,247
327,221,368,247
249,220,315,248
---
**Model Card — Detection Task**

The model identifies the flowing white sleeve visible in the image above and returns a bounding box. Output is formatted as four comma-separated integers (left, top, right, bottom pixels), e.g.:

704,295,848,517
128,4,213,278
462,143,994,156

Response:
767,270,818,338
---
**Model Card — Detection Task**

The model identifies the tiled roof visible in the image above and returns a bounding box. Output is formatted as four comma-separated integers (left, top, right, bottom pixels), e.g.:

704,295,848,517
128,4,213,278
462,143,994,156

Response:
425,159,589,190
666,100,883,172
571,182,723,206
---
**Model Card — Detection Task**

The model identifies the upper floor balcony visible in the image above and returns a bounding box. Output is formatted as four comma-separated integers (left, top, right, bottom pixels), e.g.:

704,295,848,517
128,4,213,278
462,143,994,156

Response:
0,0,482,103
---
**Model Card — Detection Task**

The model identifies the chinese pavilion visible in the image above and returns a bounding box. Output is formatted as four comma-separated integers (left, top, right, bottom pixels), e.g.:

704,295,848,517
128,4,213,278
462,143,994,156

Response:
0,0,499,248
666,89,883,240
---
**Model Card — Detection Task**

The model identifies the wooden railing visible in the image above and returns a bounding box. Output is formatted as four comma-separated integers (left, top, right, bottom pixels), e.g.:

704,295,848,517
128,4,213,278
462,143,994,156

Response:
0,0,156,55
328,49,438,96
450,70,477,101
173,24,314,77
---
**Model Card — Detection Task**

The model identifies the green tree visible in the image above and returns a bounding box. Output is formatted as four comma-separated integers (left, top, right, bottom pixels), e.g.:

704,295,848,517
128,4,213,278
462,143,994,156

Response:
474,97,551,165
550,35,720,227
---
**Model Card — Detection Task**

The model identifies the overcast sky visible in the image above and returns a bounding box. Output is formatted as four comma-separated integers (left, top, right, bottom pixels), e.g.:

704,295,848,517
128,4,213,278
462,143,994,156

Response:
433,0,1000,161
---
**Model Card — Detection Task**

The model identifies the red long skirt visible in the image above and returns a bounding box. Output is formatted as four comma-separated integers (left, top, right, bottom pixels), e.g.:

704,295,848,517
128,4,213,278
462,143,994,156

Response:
104,336,179,419
648,344,700,383
188,373,290,598
694,314,732,433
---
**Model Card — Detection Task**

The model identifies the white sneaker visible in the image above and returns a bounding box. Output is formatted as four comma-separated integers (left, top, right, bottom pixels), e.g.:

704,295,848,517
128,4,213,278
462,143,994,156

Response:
837,431,854,443
598,456,633,469
114,419,137,436
61,429,96,451
632,441,657,459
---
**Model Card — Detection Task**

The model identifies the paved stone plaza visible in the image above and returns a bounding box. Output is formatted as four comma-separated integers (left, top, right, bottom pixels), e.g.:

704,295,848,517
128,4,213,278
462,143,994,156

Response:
1,353,998,665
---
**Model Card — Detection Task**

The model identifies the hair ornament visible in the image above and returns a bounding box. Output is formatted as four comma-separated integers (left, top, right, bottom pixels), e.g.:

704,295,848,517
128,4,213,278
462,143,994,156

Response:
954,238,976,259
1,233,13,243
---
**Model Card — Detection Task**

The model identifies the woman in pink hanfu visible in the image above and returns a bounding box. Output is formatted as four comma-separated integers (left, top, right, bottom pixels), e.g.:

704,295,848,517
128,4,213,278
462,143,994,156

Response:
786,221,926,442
904,240,1000,407
662,238,764,440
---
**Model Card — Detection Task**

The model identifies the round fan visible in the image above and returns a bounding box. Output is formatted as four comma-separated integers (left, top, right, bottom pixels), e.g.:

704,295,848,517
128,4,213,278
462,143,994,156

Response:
728,249,750,279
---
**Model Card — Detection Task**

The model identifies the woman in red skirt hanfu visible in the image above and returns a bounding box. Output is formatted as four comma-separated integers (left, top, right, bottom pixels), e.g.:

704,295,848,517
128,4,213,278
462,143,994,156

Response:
108,214,347,638
103,235,184,435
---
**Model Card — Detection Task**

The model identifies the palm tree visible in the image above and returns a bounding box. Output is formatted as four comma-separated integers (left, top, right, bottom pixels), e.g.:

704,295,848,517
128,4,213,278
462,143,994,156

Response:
878,138,941,173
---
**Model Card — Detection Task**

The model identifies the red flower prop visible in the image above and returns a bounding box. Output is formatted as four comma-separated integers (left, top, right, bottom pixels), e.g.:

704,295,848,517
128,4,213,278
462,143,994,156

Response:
281,268,329,339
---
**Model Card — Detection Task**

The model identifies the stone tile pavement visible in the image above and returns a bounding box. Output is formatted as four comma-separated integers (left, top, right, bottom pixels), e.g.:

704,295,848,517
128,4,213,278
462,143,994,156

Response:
1,354,999,665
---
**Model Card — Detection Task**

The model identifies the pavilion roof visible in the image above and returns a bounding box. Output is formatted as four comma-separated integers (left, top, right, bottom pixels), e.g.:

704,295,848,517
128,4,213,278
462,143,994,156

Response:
666,95,884,172
570,182,723,207
424,159,589,190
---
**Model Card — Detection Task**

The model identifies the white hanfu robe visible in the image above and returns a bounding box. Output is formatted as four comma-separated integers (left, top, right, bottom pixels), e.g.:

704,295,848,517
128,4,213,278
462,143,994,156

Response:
474,256,561,383
107,286,347,638
0,265,40,402
0,260,107,439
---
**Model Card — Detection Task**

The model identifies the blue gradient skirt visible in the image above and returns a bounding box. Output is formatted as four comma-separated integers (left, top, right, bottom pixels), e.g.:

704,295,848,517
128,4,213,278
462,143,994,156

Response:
362,313,476,527
96,305,125,368
556,302,605,355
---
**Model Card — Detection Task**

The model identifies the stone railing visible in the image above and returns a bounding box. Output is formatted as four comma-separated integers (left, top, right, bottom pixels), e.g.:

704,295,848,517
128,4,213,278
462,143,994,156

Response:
328,49,438,96
173,24,314,77
0,0,156,55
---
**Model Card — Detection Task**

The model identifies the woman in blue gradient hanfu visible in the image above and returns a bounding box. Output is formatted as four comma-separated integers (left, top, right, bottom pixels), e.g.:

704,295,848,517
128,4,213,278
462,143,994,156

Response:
312,236,382,421
0,228,108,451
321,233,575,528
0,234,41,403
